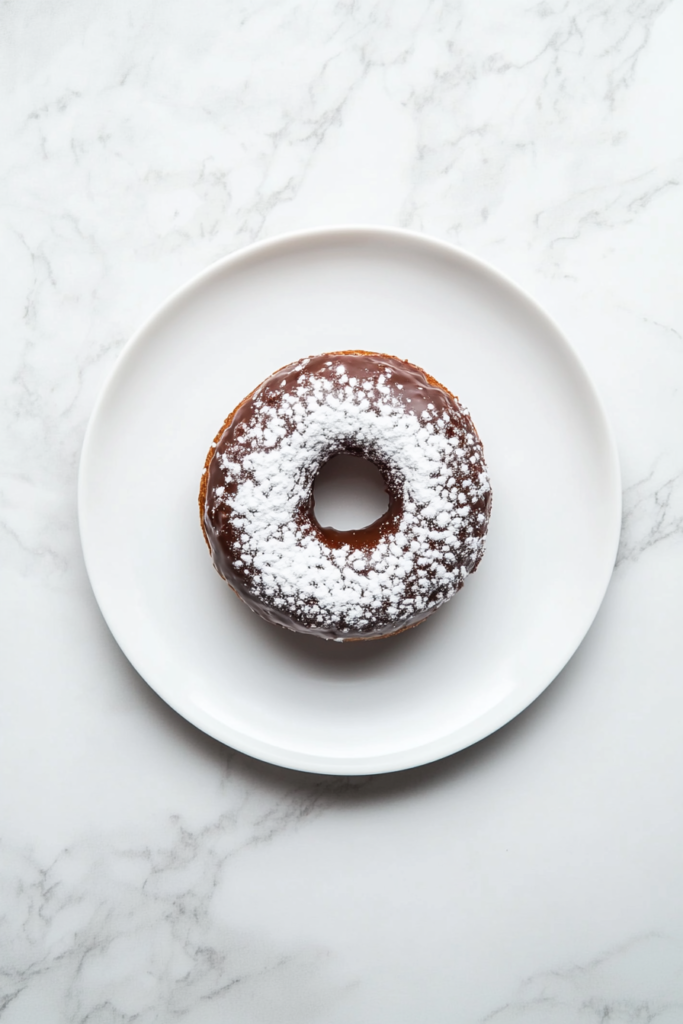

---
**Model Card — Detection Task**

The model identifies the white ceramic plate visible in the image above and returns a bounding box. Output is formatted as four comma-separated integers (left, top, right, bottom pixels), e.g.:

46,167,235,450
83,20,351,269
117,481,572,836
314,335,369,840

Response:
79,227,621,775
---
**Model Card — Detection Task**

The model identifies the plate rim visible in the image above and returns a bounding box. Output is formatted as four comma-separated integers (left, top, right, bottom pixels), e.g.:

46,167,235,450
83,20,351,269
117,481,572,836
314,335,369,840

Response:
78,224,622,775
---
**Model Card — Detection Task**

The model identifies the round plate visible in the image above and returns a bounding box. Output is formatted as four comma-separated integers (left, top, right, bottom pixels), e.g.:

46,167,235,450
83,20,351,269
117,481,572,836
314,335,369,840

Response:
79,227,621,775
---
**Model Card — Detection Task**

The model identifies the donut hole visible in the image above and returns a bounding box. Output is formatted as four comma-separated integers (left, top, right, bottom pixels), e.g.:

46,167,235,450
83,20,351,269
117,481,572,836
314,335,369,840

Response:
312,454,390,531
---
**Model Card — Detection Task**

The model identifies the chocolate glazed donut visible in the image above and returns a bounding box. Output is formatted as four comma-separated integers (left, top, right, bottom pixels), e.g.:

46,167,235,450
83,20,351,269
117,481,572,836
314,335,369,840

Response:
199,351,492,641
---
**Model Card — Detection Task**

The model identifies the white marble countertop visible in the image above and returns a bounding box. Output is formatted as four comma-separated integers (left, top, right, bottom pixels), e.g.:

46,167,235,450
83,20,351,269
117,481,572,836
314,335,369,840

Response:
2,0,683,1020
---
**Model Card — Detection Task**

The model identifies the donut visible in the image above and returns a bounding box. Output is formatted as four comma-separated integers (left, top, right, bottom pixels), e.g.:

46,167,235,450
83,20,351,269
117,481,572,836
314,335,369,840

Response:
199,351,492,641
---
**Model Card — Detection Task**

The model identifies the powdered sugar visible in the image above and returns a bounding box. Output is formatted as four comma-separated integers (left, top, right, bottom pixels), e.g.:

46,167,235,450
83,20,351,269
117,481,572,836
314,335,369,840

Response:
206,355,491,638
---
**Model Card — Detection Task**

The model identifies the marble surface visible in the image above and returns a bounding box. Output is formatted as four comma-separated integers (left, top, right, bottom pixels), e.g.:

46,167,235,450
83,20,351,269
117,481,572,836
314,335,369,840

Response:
2,0,683,1019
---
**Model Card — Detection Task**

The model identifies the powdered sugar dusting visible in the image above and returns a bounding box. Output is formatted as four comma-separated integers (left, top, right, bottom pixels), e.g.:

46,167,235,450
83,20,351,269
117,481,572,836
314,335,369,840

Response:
205,354,491,638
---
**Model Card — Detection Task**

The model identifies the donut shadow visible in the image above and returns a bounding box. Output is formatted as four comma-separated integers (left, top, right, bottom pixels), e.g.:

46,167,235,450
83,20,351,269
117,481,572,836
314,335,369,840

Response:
223,579,456,683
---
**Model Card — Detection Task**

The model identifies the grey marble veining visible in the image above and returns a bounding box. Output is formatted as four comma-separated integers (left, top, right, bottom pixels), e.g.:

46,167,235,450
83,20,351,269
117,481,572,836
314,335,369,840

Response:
1,762,368,1022
2,0,683,1020
482,935,683,1023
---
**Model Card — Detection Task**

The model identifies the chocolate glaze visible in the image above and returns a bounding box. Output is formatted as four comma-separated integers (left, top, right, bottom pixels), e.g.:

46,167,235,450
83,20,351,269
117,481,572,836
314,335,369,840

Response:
200,351,492,640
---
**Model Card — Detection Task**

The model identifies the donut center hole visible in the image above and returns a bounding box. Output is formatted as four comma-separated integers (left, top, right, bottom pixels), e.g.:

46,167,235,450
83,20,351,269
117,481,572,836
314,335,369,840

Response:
313,455,389,531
